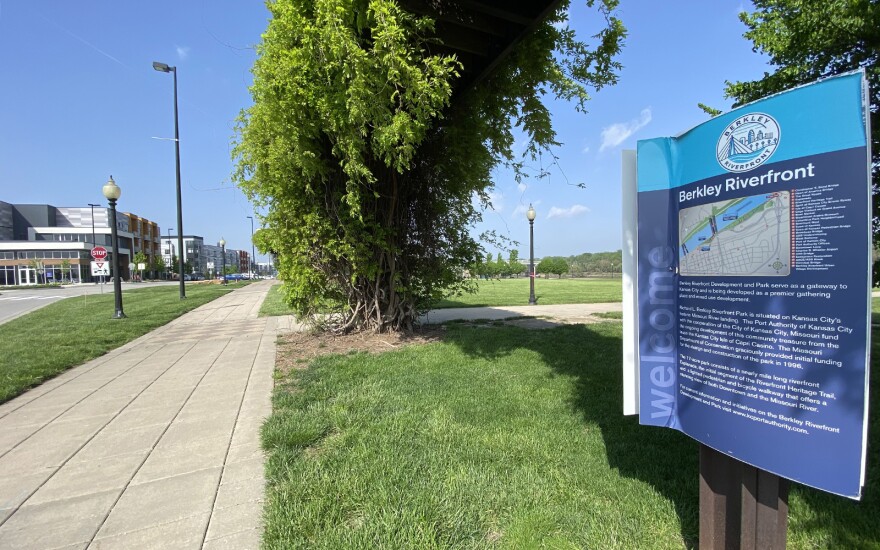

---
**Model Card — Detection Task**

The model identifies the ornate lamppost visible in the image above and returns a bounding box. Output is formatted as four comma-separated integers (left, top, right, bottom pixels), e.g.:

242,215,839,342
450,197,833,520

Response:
527,204,537,305
219,238,227,285
247,215,256,279
103,176,126,319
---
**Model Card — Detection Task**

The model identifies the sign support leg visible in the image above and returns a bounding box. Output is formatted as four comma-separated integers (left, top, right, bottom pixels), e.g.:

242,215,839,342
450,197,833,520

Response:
699,444,789,549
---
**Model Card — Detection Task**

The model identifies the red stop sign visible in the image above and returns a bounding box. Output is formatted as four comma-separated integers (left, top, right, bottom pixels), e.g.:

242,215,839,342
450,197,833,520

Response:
91,246,108,261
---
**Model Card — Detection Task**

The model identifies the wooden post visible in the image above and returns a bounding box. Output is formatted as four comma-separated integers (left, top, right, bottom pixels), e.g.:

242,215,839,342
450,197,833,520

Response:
700,444,789,549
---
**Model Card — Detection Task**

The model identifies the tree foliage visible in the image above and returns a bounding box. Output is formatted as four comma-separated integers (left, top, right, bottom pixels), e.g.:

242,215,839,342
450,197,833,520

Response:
234,0,625,332
537,257,570,278
151,254,166,274
567,250,621,275
725,0,879,231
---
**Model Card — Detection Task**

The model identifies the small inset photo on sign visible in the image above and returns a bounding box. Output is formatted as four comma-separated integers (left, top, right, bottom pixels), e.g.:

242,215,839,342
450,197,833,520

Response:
678,190,791,276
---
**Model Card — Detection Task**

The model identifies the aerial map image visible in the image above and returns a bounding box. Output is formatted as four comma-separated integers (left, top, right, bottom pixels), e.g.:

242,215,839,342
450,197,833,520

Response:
679,191,791,276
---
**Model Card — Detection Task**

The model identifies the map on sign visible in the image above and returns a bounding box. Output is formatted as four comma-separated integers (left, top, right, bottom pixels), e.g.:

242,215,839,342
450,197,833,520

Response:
678,191,791,276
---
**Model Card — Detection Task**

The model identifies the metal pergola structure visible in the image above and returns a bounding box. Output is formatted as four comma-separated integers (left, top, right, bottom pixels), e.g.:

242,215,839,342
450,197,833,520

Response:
397,0,565,92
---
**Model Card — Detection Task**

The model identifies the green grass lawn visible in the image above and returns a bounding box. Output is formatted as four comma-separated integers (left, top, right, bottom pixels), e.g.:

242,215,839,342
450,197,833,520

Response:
0,282,250,404
434,277,621,308
262,322,879,548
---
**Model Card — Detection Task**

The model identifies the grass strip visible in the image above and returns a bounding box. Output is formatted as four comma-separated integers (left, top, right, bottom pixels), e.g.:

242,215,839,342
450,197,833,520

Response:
0,282,249,403
263,322,879,548
260,284,297,317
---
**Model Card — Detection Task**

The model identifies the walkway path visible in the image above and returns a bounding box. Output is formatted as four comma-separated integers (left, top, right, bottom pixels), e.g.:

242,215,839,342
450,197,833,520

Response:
0,281,298,549
420,301,623,325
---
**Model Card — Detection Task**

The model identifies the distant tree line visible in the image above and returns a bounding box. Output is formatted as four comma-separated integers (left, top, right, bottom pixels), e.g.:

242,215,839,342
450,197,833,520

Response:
472,249,622,279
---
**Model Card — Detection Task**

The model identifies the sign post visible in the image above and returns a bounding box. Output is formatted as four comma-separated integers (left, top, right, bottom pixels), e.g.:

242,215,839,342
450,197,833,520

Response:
91,246,108,286
625,71,871,547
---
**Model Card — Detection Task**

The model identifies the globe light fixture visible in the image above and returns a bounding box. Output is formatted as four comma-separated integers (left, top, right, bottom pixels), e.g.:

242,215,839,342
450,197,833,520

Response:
219,238,227,286
102,176,126,319
527,204,536,305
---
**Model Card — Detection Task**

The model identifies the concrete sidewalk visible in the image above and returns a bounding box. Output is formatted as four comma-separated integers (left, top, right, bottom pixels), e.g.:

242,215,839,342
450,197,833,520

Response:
420,301,623,325
0,281,298,549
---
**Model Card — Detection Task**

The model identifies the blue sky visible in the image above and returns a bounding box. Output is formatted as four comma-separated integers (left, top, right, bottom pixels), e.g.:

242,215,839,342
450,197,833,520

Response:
0,1,770,261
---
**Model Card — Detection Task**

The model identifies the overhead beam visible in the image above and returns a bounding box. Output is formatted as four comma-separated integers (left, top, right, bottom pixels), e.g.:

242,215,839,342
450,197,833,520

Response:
464,0,565,91
455,0,534,26
397,0,508,37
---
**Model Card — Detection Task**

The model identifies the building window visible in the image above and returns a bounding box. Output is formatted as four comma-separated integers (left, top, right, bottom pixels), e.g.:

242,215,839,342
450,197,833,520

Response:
0,265,15,285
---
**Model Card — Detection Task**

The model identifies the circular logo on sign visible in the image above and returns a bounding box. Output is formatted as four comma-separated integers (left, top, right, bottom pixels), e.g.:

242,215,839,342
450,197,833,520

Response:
716,112,781,173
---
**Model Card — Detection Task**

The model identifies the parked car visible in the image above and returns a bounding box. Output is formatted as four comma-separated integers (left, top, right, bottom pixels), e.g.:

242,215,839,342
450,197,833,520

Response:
224,273,245,281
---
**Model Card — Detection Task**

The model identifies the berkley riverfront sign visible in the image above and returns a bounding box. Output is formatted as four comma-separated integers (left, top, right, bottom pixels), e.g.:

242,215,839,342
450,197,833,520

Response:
623,71,871,499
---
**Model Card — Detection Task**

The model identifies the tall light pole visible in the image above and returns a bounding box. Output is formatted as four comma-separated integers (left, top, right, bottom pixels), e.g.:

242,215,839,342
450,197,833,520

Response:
153,60,186,300
166,227,174,280
103,176,126,319
219,238,227,285
527,204,537,305
88,203,100,284
247,215,255,279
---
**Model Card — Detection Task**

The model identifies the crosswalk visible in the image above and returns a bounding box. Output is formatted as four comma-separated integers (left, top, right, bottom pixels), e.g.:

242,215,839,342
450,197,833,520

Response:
0,295,65,301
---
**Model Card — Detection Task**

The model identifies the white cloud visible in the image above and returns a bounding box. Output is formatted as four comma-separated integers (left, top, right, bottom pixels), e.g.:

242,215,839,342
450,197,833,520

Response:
511,200,542,219
582,145,591,154
517,183,527,193
547,204,590,219
487,190,504,212
176,45,190,60
599,108,652,152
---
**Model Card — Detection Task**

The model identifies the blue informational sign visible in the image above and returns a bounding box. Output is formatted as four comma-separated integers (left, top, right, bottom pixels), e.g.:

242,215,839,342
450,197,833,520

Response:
635,71,871,499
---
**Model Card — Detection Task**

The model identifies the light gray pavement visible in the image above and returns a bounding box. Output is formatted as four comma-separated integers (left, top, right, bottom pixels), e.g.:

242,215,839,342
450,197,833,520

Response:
420,301,623,326
0,280,299,550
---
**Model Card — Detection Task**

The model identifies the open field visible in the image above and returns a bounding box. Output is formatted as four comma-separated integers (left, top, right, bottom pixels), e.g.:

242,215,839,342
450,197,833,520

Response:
435,277,623,309
260,278,622,317
262,321,879,549
0,282,251,403
435,277,621,308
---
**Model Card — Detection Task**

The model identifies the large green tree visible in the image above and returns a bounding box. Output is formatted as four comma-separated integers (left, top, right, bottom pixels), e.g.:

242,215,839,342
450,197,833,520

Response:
234,0,625,332
725,0,879,232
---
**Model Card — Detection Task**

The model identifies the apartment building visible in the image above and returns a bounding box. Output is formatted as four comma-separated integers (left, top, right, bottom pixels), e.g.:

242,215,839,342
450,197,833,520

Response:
0,201,161,286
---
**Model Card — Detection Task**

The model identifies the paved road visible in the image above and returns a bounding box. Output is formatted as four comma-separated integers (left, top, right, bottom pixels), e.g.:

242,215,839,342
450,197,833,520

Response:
0,282,178,326
0,280,300,549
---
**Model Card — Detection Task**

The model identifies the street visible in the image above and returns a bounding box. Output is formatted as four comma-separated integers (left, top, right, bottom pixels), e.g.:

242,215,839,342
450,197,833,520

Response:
0,281,177,325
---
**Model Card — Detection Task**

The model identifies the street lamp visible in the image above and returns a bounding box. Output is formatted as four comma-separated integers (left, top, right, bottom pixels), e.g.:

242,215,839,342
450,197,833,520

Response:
103,176,126,319
219,238,227,285
527,204,537,305
247,215,255,279
166,227,174,280
153,60,186,300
